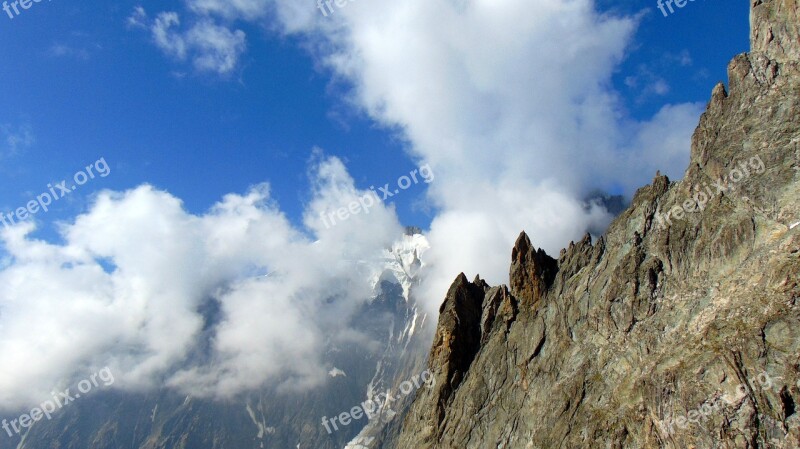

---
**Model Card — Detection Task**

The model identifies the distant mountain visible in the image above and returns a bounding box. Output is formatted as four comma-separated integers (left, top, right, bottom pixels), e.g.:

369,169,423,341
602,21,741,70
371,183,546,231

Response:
384,1,800,447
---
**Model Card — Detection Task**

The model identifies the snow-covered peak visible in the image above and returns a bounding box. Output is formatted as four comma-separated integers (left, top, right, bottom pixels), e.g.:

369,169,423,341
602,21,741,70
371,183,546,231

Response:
369,233,430,302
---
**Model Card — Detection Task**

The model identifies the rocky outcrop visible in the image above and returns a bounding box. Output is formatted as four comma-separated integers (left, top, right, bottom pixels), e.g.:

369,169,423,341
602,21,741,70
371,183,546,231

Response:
751,0,799,62
385,1,800,448
509,233,558,309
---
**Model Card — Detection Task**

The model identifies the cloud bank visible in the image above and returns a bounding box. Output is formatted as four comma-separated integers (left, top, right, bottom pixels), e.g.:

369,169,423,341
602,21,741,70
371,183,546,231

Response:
0,156,403,408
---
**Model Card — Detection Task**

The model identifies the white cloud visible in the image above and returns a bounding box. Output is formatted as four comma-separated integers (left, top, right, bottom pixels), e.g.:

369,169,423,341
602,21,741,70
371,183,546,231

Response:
151,11,188,60
619,102,705,190
671,49,693,66
188,0,271,21
0,155,404,408
128,7,246,75
126,5,147,28
48,44,92,61
186,21,247,74
0,123,34,157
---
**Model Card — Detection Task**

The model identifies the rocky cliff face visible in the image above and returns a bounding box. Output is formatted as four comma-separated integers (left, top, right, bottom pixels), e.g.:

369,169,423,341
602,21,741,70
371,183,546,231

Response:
385,1,800,447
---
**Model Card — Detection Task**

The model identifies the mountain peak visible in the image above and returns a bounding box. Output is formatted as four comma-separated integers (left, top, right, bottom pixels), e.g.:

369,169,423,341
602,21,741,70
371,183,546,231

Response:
509,231,558,308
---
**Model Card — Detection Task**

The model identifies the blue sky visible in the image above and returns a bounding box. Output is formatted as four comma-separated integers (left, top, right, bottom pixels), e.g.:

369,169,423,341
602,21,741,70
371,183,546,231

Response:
0,0,748,239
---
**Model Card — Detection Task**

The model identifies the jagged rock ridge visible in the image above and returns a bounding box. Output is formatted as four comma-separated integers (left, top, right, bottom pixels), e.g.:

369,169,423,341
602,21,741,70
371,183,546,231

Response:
385,1,800,448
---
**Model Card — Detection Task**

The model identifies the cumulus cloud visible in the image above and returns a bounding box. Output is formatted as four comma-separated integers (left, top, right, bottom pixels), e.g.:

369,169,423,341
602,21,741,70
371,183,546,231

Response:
0,123,34,157
128,7,246,75
0,155,404,409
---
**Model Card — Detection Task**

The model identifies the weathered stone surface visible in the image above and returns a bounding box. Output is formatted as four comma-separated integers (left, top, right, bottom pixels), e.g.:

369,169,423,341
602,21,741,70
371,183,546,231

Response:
384,1,800,448
751,0,800,63
510,232,558,309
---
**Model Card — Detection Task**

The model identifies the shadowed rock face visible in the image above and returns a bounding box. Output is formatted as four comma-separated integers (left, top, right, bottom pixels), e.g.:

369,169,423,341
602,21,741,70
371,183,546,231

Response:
509,233,558,310
384,1,800,448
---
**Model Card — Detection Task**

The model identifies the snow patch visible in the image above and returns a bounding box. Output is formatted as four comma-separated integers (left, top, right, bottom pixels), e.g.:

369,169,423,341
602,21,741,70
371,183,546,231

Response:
344,436,375,449
368,234,430,304
329,367,347,378
245,403,270,439
398,307,422,344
